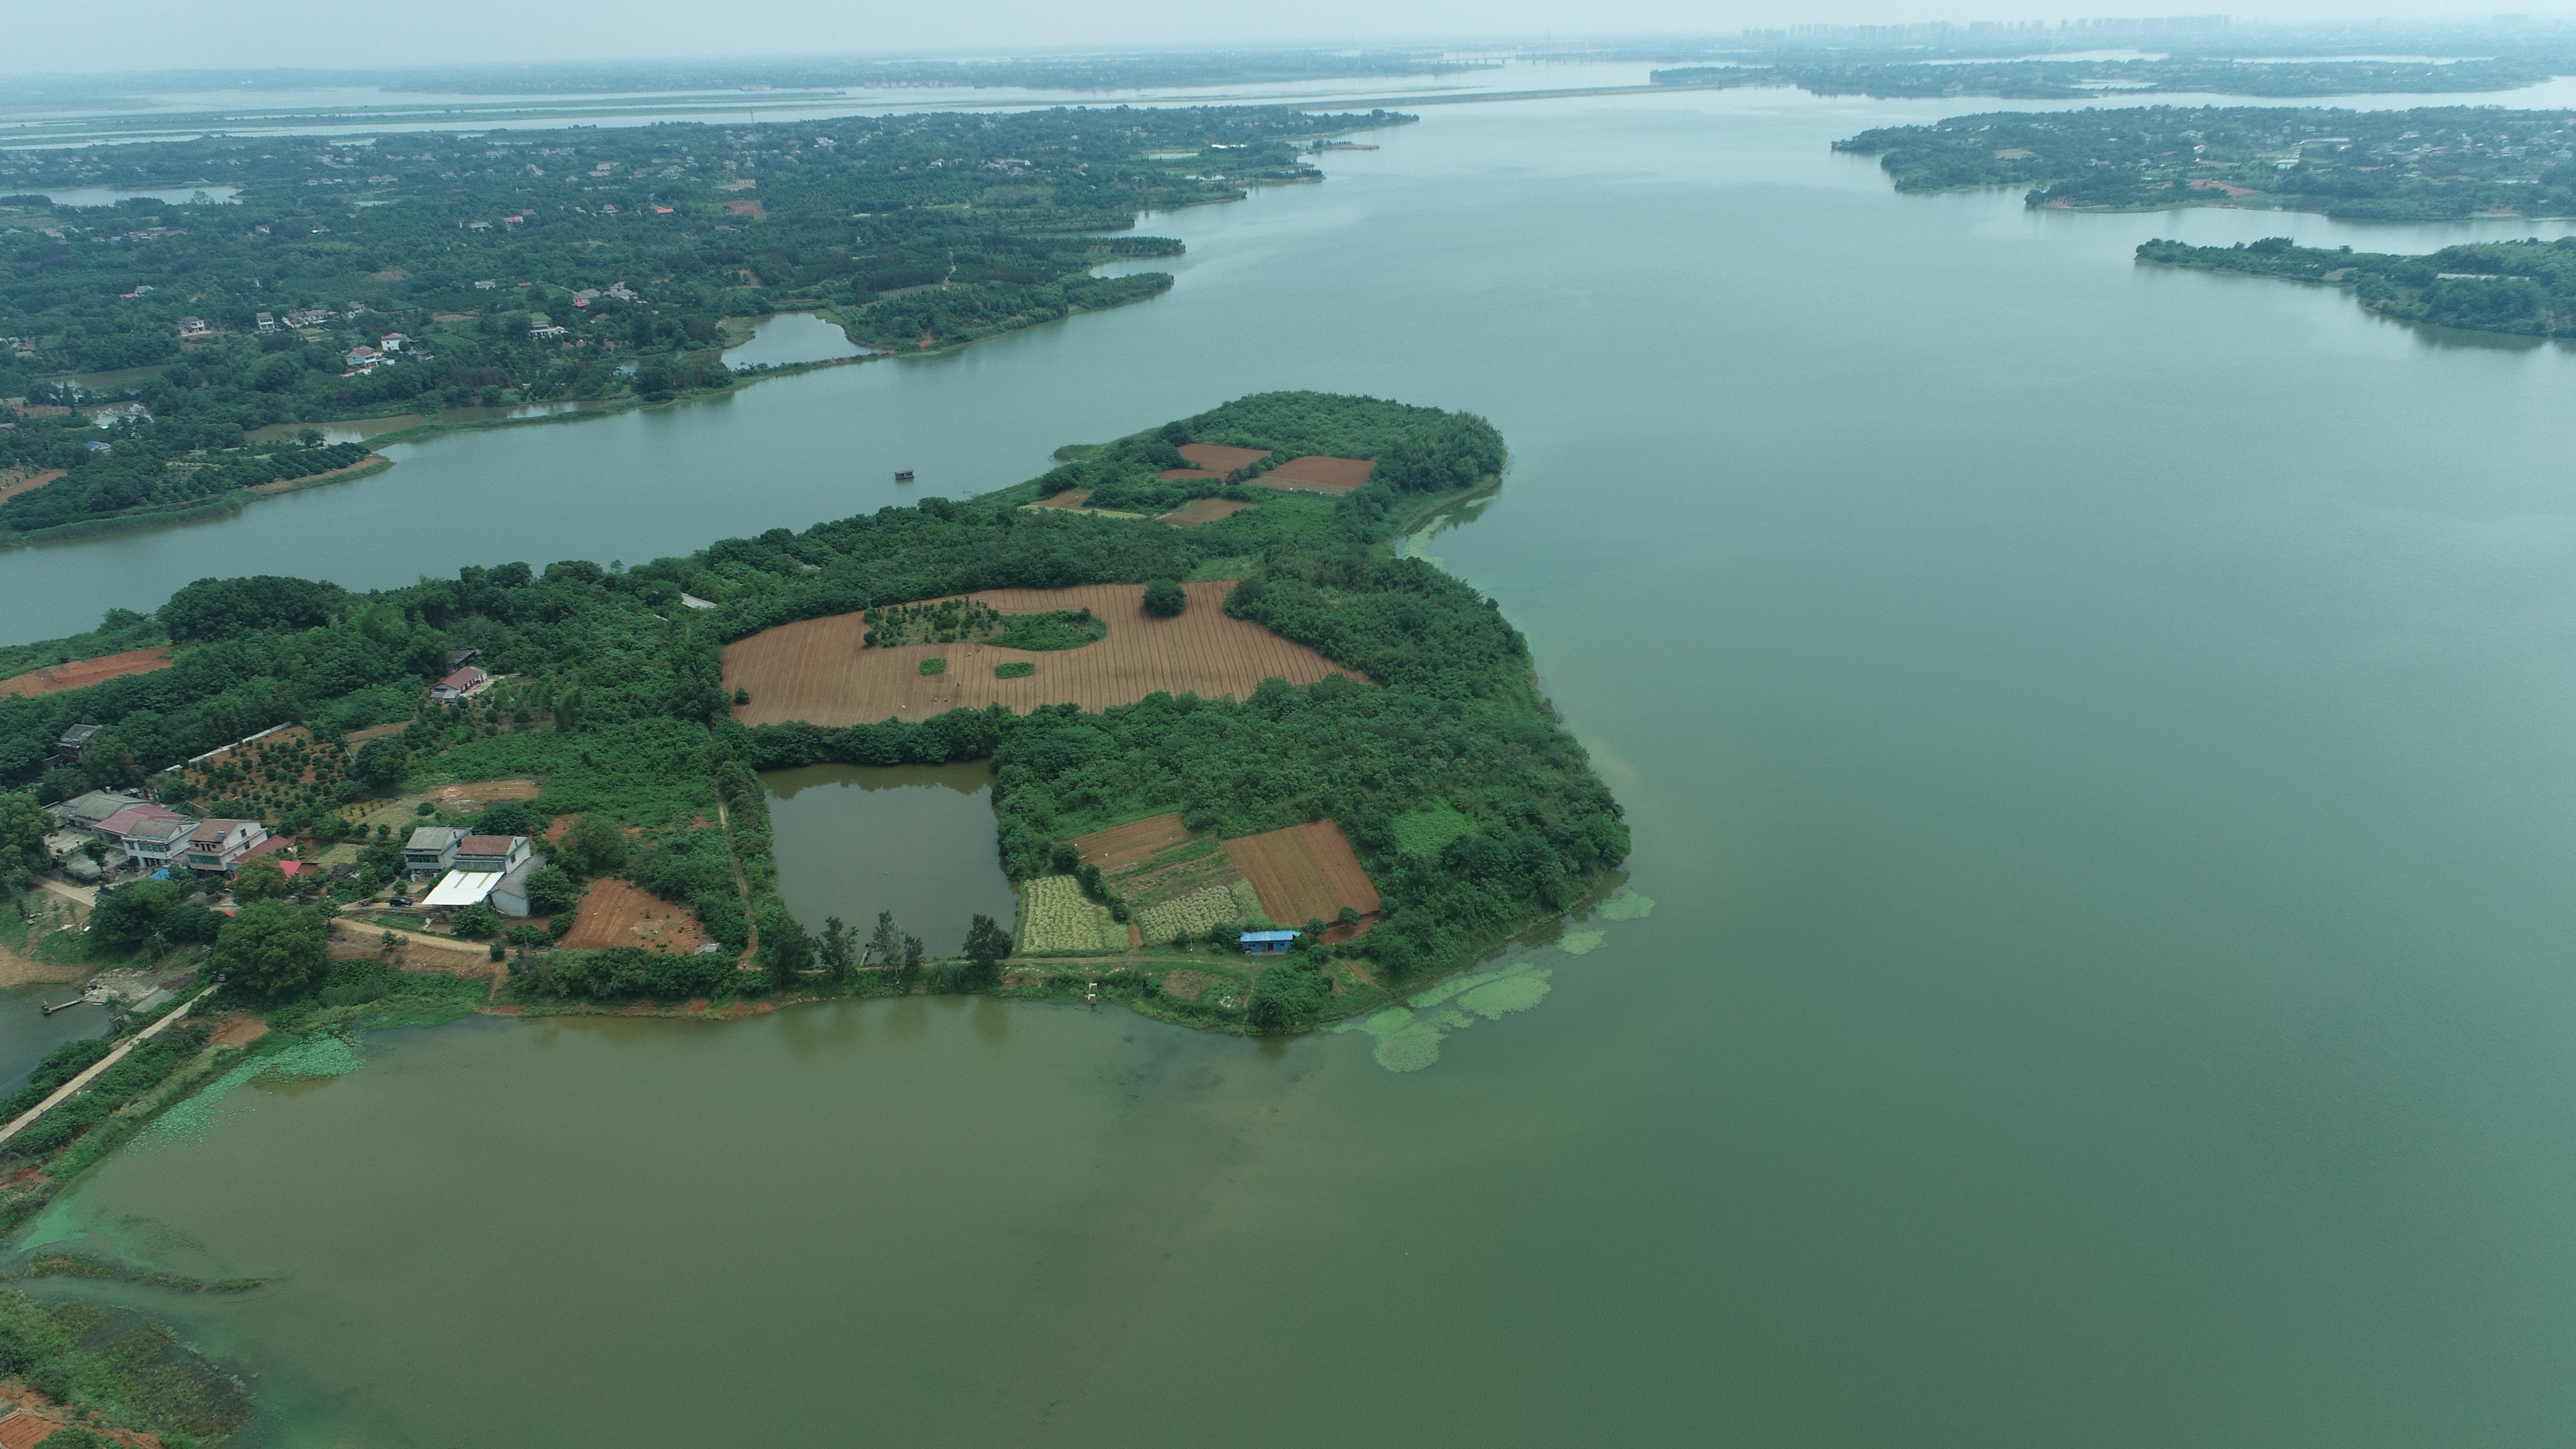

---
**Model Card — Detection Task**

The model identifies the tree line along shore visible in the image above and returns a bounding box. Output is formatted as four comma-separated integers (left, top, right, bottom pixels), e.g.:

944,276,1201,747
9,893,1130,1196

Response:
0,101,1416,540
0,391,1625,1249
1839,102,2576,340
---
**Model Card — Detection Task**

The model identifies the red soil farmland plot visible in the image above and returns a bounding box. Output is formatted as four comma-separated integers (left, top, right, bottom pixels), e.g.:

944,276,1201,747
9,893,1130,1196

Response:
1024,490,1092,509
1071,812,1195,873
1227,820,1381,929
559,878,712,953
0,469,64,506
1177,443,1270,472
723,582,1369,728
0,646,174,698
1158,498,1258,528
1254,456,1376,494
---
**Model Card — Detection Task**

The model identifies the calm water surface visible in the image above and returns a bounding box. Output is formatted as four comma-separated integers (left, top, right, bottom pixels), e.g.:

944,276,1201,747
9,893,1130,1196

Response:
719,311,870,369
764,761,1015,954
16,85,2576,1447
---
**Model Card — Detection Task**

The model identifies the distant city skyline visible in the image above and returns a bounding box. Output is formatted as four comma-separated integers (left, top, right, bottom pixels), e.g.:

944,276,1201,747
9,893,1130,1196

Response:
20,5,2576,78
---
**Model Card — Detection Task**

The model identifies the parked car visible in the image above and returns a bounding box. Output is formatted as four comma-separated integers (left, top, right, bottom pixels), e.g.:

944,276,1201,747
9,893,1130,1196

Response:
389,895,414,907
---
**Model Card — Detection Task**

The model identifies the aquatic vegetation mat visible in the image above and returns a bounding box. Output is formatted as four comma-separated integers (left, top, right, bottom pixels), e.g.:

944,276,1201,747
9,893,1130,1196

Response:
140,1033,368,1147
1330,959,1554,1072
1598,886,1655,921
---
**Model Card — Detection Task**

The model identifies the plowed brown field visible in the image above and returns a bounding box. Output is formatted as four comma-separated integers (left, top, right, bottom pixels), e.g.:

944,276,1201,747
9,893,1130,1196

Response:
1255,456,1376,493
724,582,1368,727
1025,489,1092,509
1158,498,1257,528
1229,821,1380,929
560,878,712,953
0,469,64,506
0,646,174,699
1072,812,1194,872
1177,443,1269,472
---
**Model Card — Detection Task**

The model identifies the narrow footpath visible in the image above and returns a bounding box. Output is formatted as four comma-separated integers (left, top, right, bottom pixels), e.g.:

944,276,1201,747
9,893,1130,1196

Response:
0,983,221,1151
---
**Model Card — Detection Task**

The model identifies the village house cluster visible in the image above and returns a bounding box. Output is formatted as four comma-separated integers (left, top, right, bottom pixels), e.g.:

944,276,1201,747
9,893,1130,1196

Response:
37,659,547,919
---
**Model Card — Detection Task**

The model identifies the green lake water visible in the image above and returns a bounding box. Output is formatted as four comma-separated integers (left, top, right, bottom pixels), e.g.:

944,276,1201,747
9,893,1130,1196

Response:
16,83,2576,1445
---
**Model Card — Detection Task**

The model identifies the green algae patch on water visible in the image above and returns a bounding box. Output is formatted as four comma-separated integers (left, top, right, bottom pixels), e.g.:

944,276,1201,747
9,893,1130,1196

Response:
1329,961,1555,1072
1598,887,1655,922
1558,930,1607,956
140,1033,368,1149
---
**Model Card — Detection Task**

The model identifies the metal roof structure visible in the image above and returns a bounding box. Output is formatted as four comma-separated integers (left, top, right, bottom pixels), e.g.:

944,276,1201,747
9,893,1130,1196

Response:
421,870,501,909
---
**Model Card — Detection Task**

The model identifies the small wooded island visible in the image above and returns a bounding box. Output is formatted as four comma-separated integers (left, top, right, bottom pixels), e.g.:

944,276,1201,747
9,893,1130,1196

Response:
0,391,1627,1242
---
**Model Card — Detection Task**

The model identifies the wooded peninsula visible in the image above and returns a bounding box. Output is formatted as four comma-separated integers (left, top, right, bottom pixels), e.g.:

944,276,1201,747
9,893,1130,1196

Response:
0,103,1410,539
1837,105,2576,220
2136,234,2576,338
0,391,1626,1244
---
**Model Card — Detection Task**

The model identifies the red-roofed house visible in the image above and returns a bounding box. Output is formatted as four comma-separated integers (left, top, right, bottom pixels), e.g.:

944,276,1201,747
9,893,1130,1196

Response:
453,834,532,873
95,804,196,870
429,665,490,702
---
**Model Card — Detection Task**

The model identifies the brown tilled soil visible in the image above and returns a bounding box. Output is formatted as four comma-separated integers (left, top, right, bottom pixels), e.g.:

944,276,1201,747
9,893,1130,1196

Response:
1024,489,1092,509
723,199,768,217
0,646,174,699
1156,468,1225,481
1072,812,1195,872
1158,498,1257,528
1227,820,1381,934
559,879,712,953
1177,443,1270,472
0,469,64,506
209,1018,270,1049
1254,456,1376,493
724,582,1368,728
432,778,541,810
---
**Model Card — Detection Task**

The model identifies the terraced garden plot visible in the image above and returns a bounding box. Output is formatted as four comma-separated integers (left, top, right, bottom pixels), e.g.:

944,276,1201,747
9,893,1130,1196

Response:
1018,875,1125,953
724,582,1366,727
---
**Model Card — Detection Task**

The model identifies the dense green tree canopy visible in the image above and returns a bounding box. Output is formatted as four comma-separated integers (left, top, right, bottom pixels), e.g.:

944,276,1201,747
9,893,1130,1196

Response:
210,899,330,999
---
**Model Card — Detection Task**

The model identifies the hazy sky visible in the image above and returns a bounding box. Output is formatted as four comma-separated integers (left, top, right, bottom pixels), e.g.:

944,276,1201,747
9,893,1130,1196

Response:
26,2,2576,75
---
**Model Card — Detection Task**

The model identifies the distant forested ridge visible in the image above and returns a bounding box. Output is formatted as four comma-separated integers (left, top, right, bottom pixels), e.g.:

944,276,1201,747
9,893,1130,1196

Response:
0,391,1614,1011
2138,234,2576,337
1836,105,2576,220
0,103,1410,536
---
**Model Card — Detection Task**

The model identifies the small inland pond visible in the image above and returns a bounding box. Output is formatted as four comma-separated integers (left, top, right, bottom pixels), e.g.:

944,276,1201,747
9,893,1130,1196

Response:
763,761,1018,956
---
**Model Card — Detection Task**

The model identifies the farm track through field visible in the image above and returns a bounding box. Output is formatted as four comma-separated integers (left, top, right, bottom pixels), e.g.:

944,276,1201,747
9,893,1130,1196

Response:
724,582,1368,728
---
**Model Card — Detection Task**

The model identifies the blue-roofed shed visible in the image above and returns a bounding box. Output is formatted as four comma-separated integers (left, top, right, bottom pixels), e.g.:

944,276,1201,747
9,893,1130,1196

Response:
1239,930,1301,954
